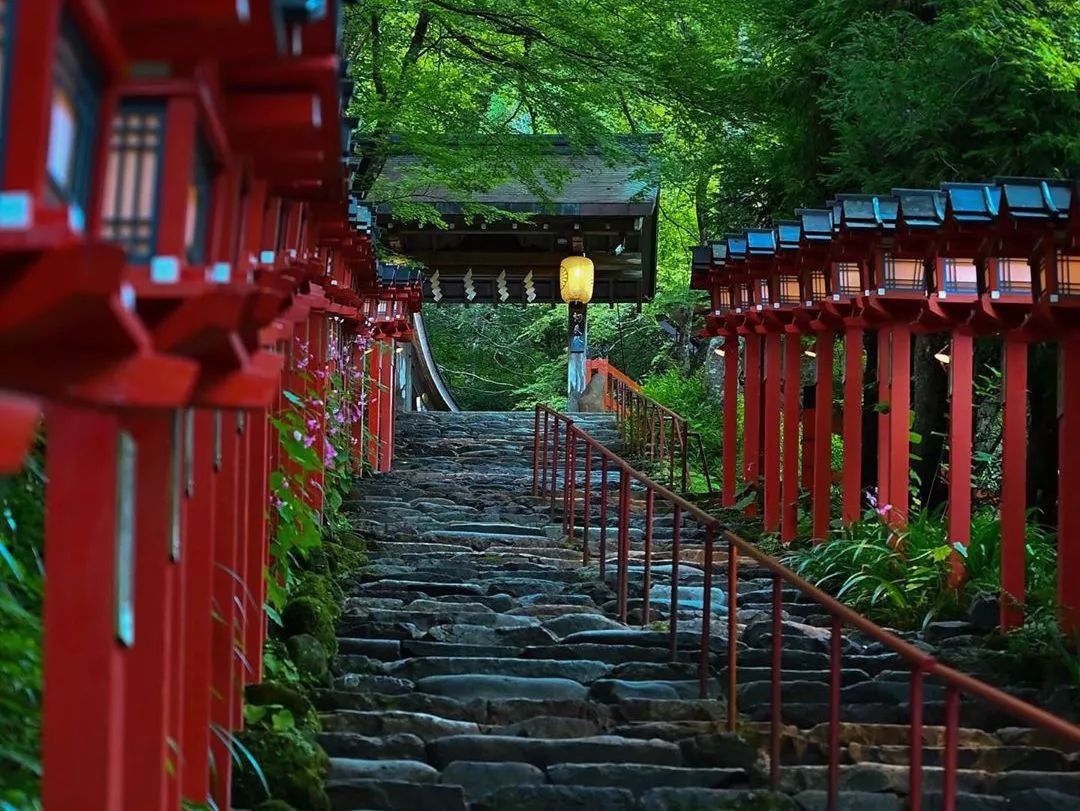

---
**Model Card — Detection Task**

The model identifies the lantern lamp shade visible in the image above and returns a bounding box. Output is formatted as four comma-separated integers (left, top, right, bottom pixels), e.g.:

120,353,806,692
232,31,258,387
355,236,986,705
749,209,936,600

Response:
939,258,978,296
560,255,595,303
778,273,801,306
881,254,926,293
832,262,862,298
1058,255,1080,297
807,269,828,302
993,257,1033,296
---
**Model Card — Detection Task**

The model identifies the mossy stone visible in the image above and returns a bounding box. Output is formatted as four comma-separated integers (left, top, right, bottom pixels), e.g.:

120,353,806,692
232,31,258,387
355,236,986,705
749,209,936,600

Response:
282,595,337,655
285,633,329,682
324,541,367,578
255,801,298,811
292,570,343,605
244,681,319,733
232,729,330,811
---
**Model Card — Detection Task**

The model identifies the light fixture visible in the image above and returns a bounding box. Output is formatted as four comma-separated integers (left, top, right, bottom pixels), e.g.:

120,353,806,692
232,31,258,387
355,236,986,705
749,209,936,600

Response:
714,347,726,357
804,349,817,359
934,350,951,365
559,255,595,304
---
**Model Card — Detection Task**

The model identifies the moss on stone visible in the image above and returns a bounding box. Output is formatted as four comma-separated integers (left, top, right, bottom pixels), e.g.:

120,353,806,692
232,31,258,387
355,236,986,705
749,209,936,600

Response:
323,541,367,579
292,570,343,605
255,801,298,811
244,681,320,732
285,633,330,683
232,729,330,811
282,595,337,656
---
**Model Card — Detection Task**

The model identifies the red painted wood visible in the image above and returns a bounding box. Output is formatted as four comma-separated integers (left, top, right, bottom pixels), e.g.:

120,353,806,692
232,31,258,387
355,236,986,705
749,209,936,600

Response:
180,412,217,805
722,334,739,508
166,411,189,810
801,406,815,491
122,411,175,811
4,1,59,196
233,417,251,728
877,326,893,511
763,331,782,532
42,406,125,811
888,323,912,526
210,411,241,811
743,333,761,515
841,323,864,523
155,96,199,254
1001,339,1028,631
948,332,974,545
246,409,271,679
782,330,802,543
812,331,834,541
0,393,40,473
380,341,396,472
1059,335,1080,634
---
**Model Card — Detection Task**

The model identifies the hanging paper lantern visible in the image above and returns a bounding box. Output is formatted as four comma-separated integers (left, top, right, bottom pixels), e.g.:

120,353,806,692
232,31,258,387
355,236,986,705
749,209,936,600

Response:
559,255,594,304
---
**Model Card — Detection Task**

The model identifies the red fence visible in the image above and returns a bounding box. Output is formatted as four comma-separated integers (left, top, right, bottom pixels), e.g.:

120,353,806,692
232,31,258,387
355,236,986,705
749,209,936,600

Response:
585,358,712,492
534,404,1080,810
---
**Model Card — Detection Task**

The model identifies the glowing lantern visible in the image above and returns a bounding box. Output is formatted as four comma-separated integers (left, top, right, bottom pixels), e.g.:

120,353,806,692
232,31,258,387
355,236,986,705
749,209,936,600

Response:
560,255,594,304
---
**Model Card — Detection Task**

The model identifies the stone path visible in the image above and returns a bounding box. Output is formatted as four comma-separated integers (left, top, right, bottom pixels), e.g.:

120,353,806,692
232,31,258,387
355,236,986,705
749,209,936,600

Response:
318,410,1080,810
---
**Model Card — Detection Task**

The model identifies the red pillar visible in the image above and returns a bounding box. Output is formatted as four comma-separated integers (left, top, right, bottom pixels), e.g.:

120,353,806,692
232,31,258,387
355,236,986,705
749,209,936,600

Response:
42,407,125,811
1001,338,1027,630
812,331,834,541
888,323,912,526
841,322,864,523
763,330,782,532
246,408,271,678
722,333,739,507
122,411,176,811
379,341,396,472
181,411,217,805
743,332,761,514
210,412,241,811
1058,334,1080,633
948,331,974,545
781,328,802,543
366,345,381,469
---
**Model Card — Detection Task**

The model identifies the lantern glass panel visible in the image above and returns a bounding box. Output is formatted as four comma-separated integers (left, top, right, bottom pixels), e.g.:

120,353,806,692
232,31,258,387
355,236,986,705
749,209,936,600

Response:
883,255,924,292
101,103,165,261
717,287,731,311
185,137,214,265
47,15,101,213
779,275,800,306
834,262,861,297
1059,256,1080,296
757,278,770,306
810,270,827,301
995,257,1031,294
941,258,978,295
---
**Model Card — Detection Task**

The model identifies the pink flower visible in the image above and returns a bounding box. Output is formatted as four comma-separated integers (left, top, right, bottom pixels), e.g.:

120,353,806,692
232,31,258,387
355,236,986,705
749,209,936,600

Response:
323,442,338,468
306,418,319,431
303,434,316,449
876,503,893,518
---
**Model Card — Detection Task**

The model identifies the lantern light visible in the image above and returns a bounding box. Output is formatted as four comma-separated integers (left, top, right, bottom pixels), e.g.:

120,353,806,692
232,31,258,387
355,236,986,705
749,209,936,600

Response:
560,255,595,304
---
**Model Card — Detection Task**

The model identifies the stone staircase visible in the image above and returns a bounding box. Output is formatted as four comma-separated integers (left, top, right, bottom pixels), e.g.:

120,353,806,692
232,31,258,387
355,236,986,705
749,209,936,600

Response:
318,410,1080,811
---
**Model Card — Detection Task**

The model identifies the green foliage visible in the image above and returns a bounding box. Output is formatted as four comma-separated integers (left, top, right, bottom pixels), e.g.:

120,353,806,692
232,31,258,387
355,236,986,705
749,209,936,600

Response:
231,730,330,811
0,445,44,810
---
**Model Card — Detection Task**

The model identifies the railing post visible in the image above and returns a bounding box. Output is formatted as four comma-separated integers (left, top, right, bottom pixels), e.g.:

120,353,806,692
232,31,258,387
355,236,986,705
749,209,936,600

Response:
549,417,560,520
617,468,631,624
669,505,681,661
564,424,575,540
533,405,541,496
582,447,592,566
722,332,740,507
539,409,549,497
642,489,654,628
726,535,738,731
680,420,689,492
770,573,783,791
599,458,609,581
700,523,715,699
828,614,842,811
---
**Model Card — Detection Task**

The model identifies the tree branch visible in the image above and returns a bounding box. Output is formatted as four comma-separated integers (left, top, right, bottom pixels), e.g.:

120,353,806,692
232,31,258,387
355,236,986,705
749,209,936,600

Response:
370,13,388,101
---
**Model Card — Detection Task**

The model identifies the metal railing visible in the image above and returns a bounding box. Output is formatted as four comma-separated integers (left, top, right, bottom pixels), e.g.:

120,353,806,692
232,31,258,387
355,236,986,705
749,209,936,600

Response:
586,358,712,493
533,403,1080,811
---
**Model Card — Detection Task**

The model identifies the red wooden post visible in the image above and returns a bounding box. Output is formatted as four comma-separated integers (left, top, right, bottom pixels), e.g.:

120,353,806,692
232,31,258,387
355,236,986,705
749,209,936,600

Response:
247,408,271,678
181,411,218,805
841,321,864,523
42,407,125,811
722,333,739,507
888,323,912,525
743,332,762,513
763,330,782,532
812,331,834,541
1059,334,1080,633
211,411,241,810
122,411,178,811
948,332,974,546
781,328,802,542
380,341,396,472
1001,338,1028,630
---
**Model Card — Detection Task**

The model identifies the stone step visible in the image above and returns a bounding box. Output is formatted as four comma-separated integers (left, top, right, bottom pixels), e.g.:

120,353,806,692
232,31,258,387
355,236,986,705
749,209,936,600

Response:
326,778,467,811
386,656,612,683
426,734,684,769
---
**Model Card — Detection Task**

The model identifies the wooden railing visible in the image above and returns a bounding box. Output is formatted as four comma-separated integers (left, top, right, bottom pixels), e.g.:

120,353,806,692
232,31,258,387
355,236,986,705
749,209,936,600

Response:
533,403,1080,811
585,358,712,493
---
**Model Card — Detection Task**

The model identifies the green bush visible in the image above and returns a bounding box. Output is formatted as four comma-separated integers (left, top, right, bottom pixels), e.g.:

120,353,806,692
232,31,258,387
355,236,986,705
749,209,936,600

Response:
232,729,330,811
281,596,338,655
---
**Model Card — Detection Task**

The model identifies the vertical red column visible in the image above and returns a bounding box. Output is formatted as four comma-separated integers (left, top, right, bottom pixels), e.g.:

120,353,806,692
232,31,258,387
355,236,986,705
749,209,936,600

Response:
1001,338,1028,630
233,417,252,727
210,412,241,811
1058,334,1080,633
948,331,974,545
246,409,271,678
743,332,762,513
888,323,912,525
763,331,782,532
722,333,739,508
812,331,834,541
841,322,864,523
42,407,125,811
167,412,189,809
366,345,381,470
379,341,396,472
181,411,218,805
876,326,893,510
121,411,176,811
781,328,802,543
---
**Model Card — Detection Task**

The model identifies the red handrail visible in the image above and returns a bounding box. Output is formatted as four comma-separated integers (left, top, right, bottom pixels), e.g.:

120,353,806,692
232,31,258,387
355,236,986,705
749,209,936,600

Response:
533,403,1080,810
585,359,712,493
